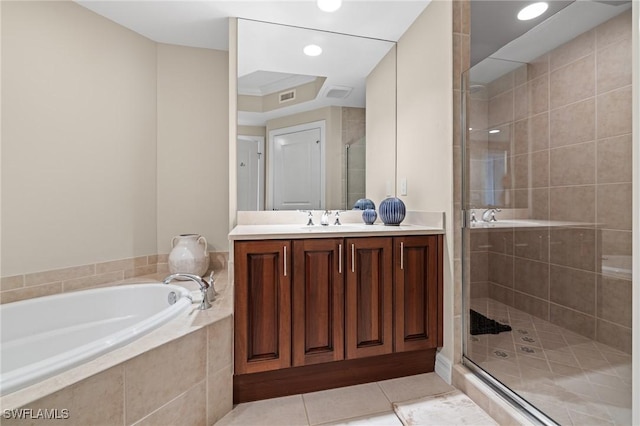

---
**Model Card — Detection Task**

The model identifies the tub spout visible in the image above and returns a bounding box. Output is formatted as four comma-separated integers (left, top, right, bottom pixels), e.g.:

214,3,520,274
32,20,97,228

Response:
162,273,212,310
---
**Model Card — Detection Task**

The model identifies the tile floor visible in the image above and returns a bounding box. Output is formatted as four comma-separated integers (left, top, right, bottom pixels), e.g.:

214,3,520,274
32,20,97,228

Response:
216,373,473,425
468,298,632,426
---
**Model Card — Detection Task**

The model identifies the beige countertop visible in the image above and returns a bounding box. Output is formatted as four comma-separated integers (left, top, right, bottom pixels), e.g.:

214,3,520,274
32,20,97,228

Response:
230,210,446,240
229,223,444,240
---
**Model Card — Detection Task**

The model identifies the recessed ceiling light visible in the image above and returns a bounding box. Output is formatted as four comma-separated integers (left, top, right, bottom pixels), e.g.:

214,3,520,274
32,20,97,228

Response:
489,129,500,134
317,0,342,12
303,44,322,57
517,2,548,21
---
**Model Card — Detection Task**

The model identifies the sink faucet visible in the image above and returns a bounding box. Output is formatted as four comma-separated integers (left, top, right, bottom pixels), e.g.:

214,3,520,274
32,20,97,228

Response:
321,210,331,226
162,273,214,310
334,211,341,226
299,210,314,226
482,208,501,222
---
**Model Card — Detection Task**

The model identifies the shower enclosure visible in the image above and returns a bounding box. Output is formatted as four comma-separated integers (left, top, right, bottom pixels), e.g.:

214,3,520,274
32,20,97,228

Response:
461,7,633,425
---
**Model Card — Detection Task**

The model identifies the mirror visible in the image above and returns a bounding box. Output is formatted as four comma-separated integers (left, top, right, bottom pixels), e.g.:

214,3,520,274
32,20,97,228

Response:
236,19,396,211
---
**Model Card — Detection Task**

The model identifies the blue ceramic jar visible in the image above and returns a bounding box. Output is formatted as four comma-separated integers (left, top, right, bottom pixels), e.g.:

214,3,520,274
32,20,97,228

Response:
379,197,406,225
362,208,377,225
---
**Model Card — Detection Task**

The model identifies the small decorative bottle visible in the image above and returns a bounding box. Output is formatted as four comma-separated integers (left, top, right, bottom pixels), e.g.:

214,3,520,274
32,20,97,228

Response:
362,208,377,225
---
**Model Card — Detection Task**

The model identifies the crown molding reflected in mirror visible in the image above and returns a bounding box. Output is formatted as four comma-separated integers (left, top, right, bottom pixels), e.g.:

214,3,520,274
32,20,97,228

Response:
235,18,396,212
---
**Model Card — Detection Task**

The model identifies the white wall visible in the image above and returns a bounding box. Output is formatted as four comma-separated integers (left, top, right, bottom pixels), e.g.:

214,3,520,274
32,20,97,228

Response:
156,44,229,254
396,1,454,367
1,1,158,276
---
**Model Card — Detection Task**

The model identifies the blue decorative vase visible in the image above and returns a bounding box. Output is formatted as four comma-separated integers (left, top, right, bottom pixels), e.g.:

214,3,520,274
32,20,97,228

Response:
362,208,377,225
379,197,406,226
353,198,375,211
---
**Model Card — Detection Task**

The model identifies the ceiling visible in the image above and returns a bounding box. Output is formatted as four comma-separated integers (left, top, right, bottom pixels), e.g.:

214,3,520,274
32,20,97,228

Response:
470,0,632,83
76,1,432,50
236,18,395,125
75,0,633,114
471,0,574,66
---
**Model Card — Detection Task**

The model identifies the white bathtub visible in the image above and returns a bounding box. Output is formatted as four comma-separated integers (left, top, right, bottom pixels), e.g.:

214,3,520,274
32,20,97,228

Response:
0,283,192,396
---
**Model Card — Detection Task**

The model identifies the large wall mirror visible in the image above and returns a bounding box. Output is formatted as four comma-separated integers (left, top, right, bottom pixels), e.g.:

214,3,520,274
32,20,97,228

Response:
236,19,396,211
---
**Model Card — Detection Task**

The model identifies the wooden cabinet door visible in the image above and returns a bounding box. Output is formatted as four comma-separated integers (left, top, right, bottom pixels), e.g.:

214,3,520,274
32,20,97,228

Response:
292,238,344,366
394,235,443,352
345,237,393,359
234,240,292,374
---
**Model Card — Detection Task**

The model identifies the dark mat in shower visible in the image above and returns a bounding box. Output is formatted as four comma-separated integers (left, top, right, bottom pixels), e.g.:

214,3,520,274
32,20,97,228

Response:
470,310,512,335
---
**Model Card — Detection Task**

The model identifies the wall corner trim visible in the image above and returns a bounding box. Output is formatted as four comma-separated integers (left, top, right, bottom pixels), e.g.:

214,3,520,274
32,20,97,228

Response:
435,351,453,384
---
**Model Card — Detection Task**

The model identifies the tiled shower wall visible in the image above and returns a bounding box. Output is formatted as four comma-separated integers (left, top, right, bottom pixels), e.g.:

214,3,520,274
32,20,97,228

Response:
342,107,366,209
469,10,632,353
0,252,228,304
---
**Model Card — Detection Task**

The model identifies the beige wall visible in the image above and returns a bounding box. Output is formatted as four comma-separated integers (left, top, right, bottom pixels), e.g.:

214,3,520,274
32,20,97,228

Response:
156,44,229,254
1,1,230,278
237,125,266,138
396,1,454,366
1,1,157,276
366,46,397,204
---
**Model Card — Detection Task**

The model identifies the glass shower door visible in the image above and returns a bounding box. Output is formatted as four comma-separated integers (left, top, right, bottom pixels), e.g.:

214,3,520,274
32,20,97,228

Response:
462,35,633,424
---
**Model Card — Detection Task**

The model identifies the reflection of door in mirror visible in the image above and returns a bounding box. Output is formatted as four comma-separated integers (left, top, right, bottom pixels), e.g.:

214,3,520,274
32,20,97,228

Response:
268,121,324,210
237,135,265,211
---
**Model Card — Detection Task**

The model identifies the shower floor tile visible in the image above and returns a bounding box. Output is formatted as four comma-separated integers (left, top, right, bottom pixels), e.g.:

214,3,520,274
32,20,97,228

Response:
468,298,632,426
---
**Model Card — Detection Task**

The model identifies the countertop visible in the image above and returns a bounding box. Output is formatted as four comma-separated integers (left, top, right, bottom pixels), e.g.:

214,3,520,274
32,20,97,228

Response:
229,210,446,241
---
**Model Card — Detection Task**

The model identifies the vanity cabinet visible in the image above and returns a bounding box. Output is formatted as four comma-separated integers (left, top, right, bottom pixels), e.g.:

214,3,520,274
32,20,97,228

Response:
345,237,393,359
393,236,443,352
292,238,344,366
233,233,443,402
234,240,291,374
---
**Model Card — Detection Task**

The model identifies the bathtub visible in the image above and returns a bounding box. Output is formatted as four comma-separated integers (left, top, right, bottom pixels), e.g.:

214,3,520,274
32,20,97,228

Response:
0,283,192,396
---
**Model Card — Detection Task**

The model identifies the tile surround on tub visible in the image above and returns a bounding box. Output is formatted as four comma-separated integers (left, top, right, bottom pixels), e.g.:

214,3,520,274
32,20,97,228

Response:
0,252,229,304
0,266,234,425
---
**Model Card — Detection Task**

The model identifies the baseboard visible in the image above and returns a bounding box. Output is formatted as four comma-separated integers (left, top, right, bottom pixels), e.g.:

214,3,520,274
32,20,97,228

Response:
435,351,452,384
234,349,436,403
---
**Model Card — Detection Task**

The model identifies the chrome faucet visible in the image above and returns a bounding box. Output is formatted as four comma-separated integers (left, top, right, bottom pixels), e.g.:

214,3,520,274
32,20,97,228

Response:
299,210,314,226
162,273,214,310
334,211,341,226
482,208,501,222
321,210,331,226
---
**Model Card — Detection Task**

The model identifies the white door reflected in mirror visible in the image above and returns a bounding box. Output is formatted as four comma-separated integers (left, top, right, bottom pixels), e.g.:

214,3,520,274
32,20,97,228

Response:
269,121,325,211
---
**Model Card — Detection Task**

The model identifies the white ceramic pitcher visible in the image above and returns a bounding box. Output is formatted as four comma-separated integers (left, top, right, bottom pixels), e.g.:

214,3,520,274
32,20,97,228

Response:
168,234,209,277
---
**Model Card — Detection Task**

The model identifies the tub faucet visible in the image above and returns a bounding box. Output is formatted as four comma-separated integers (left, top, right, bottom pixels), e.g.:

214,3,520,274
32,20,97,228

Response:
321,210,331,226
162,273,212,310
482,208,501,222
